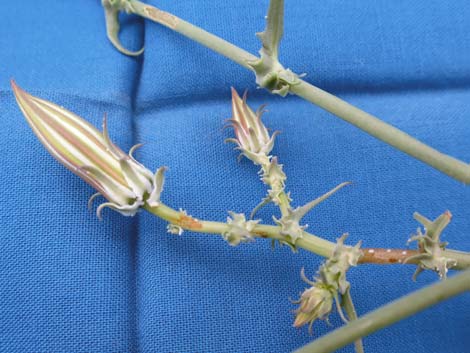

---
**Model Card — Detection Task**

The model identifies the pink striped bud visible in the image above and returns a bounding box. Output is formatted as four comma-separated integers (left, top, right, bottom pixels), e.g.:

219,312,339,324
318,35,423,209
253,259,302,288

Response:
226,88,279,165
12,81,165,219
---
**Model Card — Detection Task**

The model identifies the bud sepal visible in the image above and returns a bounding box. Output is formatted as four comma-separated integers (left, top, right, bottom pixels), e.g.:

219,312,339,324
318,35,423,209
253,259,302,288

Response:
273,182,350,244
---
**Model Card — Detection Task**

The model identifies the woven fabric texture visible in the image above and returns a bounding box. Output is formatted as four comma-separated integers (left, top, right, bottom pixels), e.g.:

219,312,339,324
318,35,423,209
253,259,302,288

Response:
1,1,469,353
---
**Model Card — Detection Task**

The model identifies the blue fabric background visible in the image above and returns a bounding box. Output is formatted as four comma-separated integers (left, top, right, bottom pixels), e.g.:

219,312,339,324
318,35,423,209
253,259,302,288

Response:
1,1,469,352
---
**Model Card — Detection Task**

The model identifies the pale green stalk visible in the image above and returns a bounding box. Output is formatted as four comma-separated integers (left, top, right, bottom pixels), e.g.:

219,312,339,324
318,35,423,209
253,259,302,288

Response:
144,203,335,258
144,203,470,269
342,289,364,353
293,269,470,353
131,1,258,68
277,191,291,217
124,0,470,184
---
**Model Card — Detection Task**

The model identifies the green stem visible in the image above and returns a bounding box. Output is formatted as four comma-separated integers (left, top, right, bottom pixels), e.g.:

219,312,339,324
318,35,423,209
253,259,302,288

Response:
342,289,364,353
144,203,335,258
277,191,291,216
131,1,258,68
289,81,470,184
293,269,470,353
144,204,470,269
127,0,470,184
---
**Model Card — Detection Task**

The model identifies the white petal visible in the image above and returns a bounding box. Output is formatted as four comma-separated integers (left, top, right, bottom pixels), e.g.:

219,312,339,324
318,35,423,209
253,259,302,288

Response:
96,200,143,220
147,166,167,207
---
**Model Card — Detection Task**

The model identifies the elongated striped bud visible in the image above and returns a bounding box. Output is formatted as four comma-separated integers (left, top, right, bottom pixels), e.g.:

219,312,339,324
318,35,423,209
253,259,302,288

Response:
226,88,279,165
12,81,165,219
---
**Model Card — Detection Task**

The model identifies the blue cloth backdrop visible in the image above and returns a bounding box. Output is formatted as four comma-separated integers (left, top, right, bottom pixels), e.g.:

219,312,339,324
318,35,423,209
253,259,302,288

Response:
1,1,469,352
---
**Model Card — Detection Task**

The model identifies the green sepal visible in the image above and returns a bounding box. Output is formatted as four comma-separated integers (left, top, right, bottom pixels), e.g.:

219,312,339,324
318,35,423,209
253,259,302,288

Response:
273,182,350,244
247,0,301,96
101,0,144,56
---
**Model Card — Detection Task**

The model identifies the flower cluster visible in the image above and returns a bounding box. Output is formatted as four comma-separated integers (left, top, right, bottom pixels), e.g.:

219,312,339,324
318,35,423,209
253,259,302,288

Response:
227,89,350,246
12,81,165,219
227,88,291,209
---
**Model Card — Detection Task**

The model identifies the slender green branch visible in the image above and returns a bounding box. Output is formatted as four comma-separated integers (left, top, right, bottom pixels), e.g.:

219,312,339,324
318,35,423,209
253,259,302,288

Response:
144,203,470,269
277,191,291,217
289,81,470,184
342,289,364,353
117,0,470,184
131,1,258,68
293,269,470,353
144,203,334,258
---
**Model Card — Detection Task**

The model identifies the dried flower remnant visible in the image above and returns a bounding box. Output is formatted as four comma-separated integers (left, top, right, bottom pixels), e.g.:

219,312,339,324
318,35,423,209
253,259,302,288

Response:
223,212,260,246
167,223,184,235
12,81,166,219
405,211,457,280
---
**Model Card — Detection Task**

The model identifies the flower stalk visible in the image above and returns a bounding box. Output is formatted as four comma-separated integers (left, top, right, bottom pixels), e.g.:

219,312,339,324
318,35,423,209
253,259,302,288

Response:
101,0,470,184
228,89,350,249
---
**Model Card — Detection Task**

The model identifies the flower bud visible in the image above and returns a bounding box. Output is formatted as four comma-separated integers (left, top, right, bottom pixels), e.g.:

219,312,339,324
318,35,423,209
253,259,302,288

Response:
226,88,279,165
12,81,165,219
292,269,333,332
293,235,362,332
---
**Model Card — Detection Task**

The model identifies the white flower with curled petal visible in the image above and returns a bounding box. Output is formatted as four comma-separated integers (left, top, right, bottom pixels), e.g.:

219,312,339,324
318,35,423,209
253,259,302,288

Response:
12,80,166,219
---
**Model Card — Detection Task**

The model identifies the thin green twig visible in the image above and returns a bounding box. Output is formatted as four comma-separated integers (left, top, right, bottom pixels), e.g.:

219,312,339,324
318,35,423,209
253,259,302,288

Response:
144,203,470,269
342,289,364,353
